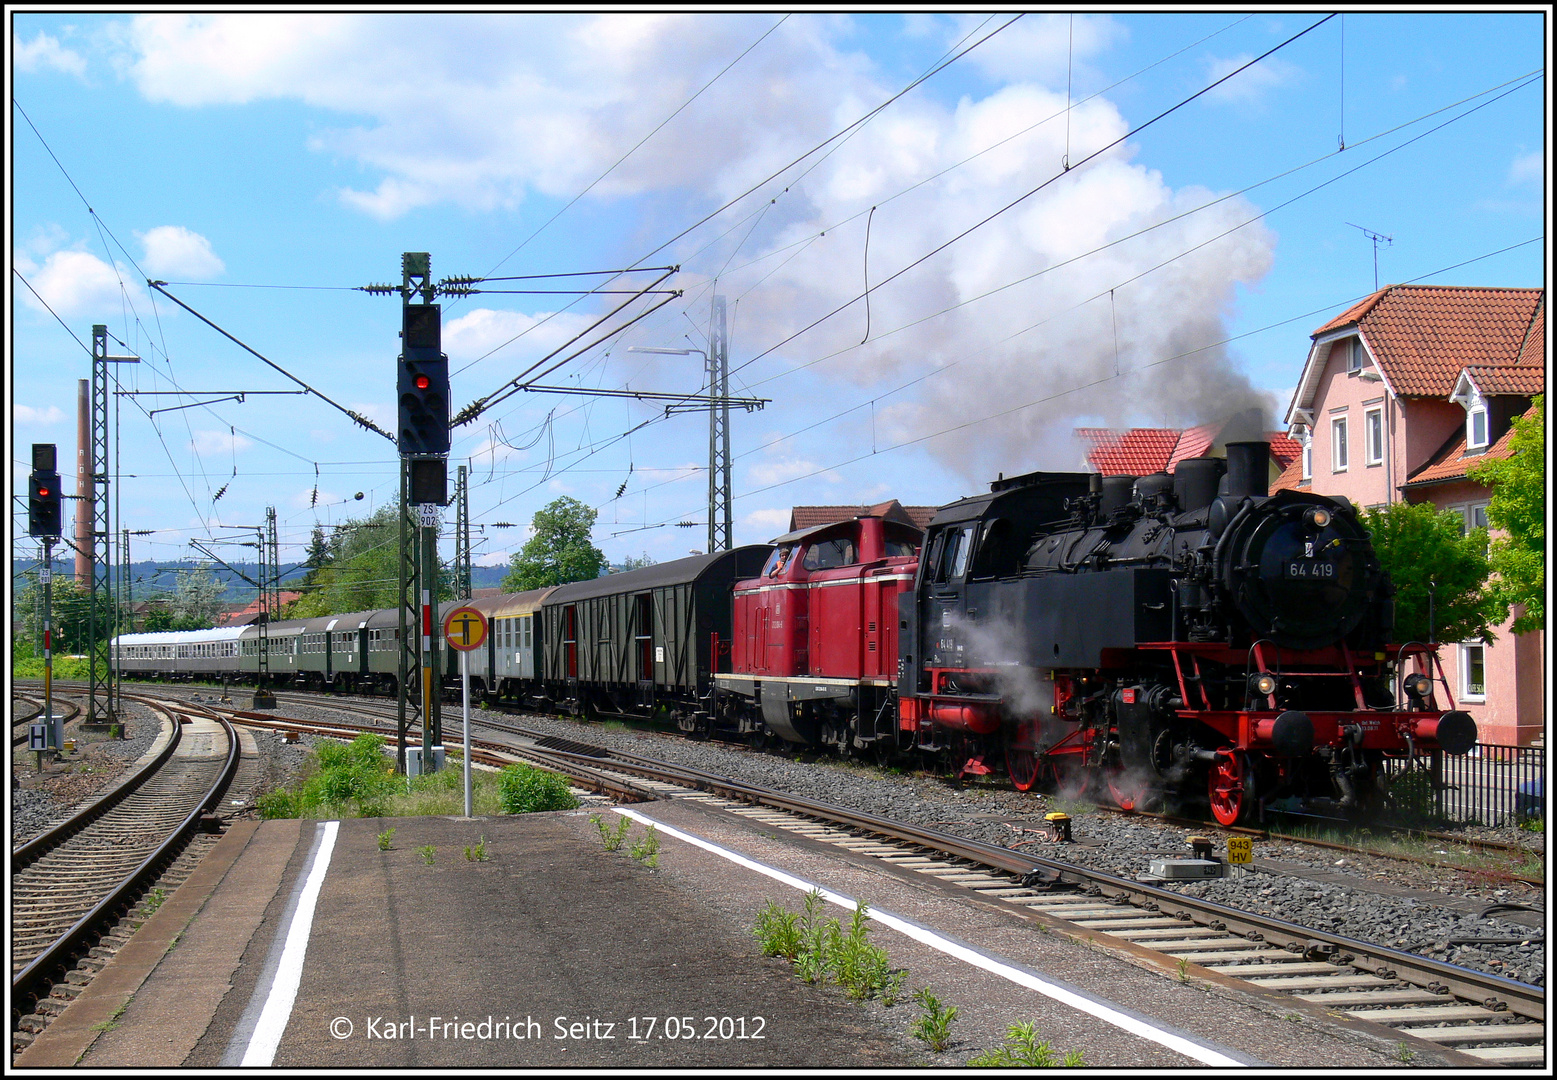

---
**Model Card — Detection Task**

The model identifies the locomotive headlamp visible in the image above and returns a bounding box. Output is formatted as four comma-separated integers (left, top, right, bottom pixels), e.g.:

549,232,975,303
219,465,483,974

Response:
1249,672,1278,697
1402,672,1432,700
1303,506,1332,530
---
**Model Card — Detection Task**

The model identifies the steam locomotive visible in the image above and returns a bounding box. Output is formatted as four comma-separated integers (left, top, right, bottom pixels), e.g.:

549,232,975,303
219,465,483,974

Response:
113,441,1474,824
888,441,1475,824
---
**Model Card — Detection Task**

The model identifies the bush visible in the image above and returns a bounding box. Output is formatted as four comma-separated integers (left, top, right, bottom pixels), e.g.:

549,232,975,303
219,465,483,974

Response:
497,763,579,814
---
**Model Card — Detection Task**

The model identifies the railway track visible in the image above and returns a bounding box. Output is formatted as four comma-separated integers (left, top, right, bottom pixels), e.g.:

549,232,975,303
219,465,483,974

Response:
176,690,1544,1068
11,695,241,1042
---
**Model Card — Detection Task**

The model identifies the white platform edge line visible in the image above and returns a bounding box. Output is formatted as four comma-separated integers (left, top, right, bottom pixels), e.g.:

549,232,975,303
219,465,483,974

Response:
240,819,340,1067
614,807,1248,1069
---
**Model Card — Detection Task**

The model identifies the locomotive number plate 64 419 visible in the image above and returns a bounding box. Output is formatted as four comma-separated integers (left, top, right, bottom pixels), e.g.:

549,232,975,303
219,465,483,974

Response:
1284,559,1337,579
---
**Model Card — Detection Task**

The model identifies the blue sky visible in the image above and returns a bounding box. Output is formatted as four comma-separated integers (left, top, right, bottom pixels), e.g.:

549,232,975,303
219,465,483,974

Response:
10,11,1546,577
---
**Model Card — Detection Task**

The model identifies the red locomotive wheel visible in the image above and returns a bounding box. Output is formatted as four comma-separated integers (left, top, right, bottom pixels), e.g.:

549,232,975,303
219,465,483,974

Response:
1006,715,1042,792
1106,768,1147,813
1208,751,1252,827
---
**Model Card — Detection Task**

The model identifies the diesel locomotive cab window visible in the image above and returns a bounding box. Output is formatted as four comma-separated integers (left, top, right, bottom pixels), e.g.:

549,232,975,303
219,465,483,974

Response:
886,538,917,558
802,538,857,571
762,545,794,577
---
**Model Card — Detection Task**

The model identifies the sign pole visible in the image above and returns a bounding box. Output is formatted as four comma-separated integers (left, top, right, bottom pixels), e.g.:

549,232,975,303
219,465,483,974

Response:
462,648,472,818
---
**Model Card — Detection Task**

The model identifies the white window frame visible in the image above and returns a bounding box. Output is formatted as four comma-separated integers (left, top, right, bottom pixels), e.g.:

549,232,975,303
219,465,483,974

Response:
1467,403,1489,450
1364,406,1384,467
1347,337,1366,373
1459,642,1487,703
1332,416,1349,472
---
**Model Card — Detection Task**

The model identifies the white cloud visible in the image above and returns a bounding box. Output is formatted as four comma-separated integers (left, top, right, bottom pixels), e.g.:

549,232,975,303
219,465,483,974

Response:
1201,52,1303,106
14,247,140,318
746,457,841,488
743,507,791,532
189,429,253,455
1508,151,1541,186
14,31,87,76
16,405,67,425
960,13,1124,85
137,225,225,278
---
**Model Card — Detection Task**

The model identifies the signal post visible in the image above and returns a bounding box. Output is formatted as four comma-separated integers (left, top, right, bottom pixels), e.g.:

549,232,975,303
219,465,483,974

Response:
29,444,65,761
395,253,449,775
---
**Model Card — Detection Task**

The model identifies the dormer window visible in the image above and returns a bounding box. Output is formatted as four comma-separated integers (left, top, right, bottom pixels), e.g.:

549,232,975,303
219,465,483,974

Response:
1346,337,1366,373
1467,403,1489,450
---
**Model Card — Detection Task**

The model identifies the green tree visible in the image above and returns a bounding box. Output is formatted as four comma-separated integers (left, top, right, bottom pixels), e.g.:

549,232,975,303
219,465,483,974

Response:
286,504,456,618
502,496,606,591
1362,501,1505,646
612,552,658,573
1468,395,1544,634
170,565,225,629
11,574,122,657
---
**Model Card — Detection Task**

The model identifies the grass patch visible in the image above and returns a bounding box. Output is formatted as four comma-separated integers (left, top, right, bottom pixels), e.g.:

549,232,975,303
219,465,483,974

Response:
418,845,436,866
496,763,579,814
968,1021,1084,1067
753,891,904,1003
591,813,634,851
256,735,573,819
464,836,490,862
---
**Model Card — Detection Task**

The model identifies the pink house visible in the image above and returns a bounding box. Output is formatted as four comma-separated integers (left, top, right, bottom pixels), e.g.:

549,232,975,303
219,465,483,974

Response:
1278,284,1545,747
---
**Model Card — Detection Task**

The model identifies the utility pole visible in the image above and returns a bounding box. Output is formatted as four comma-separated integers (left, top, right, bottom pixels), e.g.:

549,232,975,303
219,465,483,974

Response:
708,295,732,554
456,464,471,600
86,326,138,729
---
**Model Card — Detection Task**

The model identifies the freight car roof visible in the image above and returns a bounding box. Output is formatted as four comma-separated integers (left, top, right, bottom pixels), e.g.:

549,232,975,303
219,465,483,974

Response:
545,545,772,603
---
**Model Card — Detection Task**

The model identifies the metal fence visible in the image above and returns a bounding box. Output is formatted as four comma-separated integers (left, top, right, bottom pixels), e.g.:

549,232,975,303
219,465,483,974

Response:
1382,743,1545,827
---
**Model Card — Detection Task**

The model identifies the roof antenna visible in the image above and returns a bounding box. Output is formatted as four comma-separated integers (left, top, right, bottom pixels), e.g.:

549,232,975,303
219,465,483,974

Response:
1346,222,1393,292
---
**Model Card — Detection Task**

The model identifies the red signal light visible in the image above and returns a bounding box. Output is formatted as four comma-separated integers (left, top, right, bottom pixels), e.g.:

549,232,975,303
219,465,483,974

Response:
38,487,51,497
415,374,431,390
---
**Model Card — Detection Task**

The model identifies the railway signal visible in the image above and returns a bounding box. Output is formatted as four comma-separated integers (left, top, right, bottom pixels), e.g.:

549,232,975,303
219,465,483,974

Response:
29,443,62,538
398,302,449,457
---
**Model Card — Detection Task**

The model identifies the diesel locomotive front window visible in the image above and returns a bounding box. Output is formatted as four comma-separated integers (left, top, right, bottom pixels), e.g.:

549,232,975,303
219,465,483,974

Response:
762,545,794,577
886,538,917,558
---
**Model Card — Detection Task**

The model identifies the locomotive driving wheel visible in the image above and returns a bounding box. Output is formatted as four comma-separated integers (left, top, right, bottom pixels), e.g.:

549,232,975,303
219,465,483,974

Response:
1106,767,1152,813
1208,750,1255,827
1006,714,1042,791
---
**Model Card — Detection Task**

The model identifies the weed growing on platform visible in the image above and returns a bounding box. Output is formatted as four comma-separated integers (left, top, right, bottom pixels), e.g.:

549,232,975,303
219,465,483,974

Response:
377,827,396,851
910,988,957,1052
752,901,802,961
465,836,490,862
591,813,633,851
757,891,904,1002
629,824,660,868
1392,1041,1416,1064
967,1021,1084,1067
1176,956,1192,983
418,845,436,866
139,887,166,920
497,763,579,814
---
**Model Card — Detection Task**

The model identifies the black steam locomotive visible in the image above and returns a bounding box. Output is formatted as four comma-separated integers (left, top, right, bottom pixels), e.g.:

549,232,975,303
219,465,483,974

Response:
897,441,1475,824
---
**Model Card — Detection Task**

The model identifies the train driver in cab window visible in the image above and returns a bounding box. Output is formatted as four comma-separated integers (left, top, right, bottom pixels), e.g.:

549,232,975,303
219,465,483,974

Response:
764,545,793,577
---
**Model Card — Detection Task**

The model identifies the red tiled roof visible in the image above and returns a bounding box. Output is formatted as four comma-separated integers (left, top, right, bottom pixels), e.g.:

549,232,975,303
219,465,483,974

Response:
788,502,937,532
1266,432,1302,468
1463,365,1545,397
1313,285,1544,397
1078,428,1181,476
1080,426,1298,476
1516,297,1545,367
1403,407,1524,488
215,592,302,625
1270,454,1307,493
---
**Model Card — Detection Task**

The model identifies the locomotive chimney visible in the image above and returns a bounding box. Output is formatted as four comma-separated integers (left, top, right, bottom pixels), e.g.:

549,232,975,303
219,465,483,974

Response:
1224,441,1270,500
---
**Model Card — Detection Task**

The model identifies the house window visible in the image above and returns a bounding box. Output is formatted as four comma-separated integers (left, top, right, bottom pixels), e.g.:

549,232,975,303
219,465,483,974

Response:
1332,416,1349,471
1347,337,1365,372
1460,643,1486,702
1467,404,1489,450
1364,407,1384,467
1300,432,1312,482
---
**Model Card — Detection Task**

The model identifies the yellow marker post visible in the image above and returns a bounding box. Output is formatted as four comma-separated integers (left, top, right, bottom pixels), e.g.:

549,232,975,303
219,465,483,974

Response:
442,606,489,818
1226,836,1254,865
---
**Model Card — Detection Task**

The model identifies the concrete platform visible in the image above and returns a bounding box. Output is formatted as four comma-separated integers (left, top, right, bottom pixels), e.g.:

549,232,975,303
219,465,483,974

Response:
14,796,1482,1069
